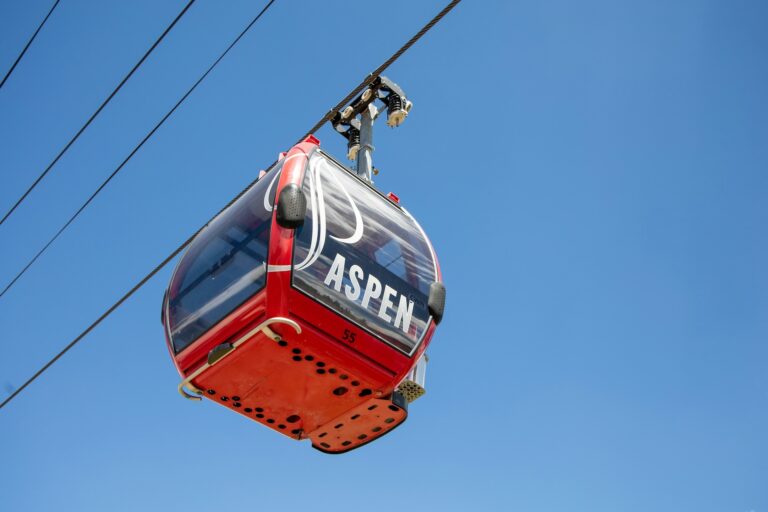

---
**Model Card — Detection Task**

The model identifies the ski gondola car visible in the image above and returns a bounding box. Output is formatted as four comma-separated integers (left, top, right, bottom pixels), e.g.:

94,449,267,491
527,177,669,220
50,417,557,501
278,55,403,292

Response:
162,135,445,453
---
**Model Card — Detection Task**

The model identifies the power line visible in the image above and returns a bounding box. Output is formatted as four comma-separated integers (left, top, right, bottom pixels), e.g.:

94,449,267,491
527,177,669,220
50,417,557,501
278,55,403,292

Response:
0,0,61,89
0,0,462,411
0,0,276,299
0,0,197,226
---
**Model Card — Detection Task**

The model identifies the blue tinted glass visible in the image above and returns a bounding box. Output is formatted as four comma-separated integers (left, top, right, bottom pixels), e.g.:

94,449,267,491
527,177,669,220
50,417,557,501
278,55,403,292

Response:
166,165,281,353
292,151,436,355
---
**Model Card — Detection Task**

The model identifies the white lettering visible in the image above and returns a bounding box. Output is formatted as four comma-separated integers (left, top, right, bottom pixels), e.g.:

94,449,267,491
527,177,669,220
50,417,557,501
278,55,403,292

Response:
378,285,397,322
394,295,414,333
323,253,346,292
321,253,417,335
344,264,363,301
361,274,382,309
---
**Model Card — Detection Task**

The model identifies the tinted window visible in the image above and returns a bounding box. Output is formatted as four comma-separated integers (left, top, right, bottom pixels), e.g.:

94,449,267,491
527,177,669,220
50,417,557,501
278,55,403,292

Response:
292,151,436,355
166,165,281,353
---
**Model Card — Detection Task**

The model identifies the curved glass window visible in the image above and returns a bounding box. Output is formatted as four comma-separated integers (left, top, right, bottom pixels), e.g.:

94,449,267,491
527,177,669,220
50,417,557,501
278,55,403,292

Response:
166,164,281,353
293,151,436,355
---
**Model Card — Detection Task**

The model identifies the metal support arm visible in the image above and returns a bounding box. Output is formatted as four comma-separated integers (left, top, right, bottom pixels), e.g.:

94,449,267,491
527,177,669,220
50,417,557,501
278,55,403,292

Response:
330,75,411,184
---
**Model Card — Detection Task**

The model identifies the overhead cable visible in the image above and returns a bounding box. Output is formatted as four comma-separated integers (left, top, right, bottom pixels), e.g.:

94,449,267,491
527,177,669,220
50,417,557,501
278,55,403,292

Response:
0,0,275,299
0,0,197,225
0,0,61,89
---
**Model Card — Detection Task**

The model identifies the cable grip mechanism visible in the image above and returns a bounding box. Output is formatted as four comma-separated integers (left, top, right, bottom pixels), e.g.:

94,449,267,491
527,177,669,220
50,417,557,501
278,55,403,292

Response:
330,76,412,182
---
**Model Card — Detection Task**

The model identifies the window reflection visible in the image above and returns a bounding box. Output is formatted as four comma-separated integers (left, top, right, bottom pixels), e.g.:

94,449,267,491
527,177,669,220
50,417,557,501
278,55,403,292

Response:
166,165,280,353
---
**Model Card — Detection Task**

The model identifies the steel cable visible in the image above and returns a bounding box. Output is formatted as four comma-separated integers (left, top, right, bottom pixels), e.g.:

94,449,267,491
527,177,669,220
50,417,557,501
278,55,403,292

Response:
0,0,62,89
0,0,197,225
0,0,275,299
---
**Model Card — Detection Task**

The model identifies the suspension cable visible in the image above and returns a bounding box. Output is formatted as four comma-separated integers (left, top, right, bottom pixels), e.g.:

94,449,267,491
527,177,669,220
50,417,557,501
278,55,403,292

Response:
0,0,61,89
0,0,196,226
0,0,275,299
0,0,461,411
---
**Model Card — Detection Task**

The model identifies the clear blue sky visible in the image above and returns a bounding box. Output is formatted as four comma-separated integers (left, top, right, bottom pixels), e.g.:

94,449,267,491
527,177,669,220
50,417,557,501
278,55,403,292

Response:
1,1,767,510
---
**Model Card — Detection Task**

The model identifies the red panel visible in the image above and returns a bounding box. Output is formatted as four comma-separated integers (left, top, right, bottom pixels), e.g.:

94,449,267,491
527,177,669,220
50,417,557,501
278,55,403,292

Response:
309,396,408,454
287,287,411,380
191,322,393,438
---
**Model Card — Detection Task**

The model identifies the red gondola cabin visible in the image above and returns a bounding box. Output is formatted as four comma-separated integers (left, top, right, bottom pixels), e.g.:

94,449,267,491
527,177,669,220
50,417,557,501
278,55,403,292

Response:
162,136,445,453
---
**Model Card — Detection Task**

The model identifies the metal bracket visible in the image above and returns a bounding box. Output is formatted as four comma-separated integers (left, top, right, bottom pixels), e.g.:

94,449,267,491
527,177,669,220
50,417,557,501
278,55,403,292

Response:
331,75,411,182
178,317,302,400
